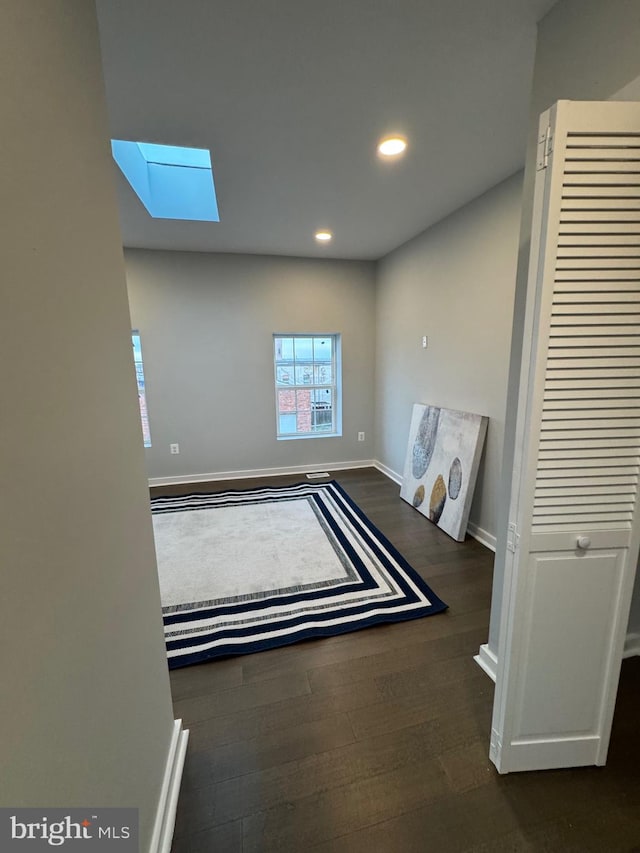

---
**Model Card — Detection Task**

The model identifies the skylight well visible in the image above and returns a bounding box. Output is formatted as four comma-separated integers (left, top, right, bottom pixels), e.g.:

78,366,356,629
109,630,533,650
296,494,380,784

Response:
111,140,219,222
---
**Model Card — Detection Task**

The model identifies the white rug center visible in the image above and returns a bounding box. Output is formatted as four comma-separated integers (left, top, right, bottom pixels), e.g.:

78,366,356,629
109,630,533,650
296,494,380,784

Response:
153,497,349,607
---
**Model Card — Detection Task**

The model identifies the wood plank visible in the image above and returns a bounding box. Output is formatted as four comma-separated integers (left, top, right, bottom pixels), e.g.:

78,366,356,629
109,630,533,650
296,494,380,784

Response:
182,712,356,788
201,706,491,830
173,670,311,725
306,625,488,695
169,658,244,702
189,821,242,853
241,757,449,852
185,678,382,752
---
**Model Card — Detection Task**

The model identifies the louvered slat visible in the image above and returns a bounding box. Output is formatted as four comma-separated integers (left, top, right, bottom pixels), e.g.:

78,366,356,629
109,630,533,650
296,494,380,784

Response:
551,346,640,358
544,387,640,400
535,491,635,504
564,158,640,170
540,426,640,439
548,326,640,338
557,247,640,258
561,211,640,222
558,234,640,245
554,270,640,280
532,137,640,533
559,223,640,234
535,483,637,496
563,175,640,187
556,292,640,305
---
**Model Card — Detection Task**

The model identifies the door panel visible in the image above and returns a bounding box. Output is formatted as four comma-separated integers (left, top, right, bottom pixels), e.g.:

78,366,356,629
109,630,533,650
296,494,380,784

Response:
491,100,640,774
516,550,624,736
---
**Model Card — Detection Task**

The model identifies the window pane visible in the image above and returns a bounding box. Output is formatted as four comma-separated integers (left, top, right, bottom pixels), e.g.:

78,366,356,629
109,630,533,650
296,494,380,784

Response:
293,337,313,361
314,337,332,361
276,365,293,385
277,388,296,415
275,337,294,362
314,363,332,384
279,413,297,434
295,389,312,412
295,364,313,385
312,388,333,431
312,388,332,405
313,409,333,431
295,389,312,432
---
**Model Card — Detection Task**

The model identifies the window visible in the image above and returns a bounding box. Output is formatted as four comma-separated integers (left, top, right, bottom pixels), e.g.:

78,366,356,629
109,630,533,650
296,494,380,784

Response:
132,331,151,448
112,141,219,222
274,335,341,439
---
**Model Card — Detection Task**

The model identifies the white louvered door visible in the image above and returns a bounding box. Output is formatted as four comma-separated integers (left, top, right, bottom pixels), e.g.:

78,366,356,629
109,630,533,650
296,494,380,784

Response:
491,100,640,774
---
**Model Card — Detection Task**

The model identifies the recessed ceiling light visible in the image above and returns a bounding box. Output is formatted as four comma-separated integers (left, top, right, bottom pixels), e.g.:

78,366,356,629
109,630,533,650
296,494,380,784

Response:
315,230,332,243
377,136,407,158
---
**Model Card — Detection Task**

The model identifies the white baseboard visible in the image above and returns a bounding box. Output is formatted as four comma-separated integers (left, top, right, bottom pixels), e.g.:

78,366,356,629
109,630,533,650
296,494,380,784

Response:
623,632,640,659
373,460,402,485
475,632,639,685
466,522,497,552
148,719,189,853
149,460,376,488
474,643,498,682
371,462,496,552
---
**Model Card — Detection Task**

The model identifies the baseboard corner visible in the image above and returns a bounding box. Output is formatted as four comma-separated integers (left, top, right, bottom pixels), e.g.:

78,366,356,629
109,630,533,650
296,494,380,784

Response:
373,460,403,486
474,643,498,682
466,522,497,552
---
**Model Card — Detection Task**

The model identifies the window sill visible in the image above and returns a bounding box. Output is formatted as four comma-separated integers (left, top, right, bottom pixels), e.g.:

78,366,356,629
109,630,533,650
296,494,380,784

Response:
277,432,342,441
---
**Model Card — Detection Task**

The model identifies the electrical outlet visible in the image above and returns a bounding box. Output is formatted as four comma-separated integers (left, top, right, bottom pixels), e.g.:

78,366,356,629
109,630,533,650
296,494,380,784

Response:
358,432,365,442
170,443,180,454
422,335,428,348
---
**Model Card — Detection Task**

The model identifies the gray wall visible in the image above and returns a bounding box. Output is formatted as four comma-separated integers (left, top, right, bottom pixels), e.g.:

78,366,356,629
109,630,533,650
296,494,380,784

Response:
489,0,640,650
374,173,523,539
1,3,175,847
125,249,376,480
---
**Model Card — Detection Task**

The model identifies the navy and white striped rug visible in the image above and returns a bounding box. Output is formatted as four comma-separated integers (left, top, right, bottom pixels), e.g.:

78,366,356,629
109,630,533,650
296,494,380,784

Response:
151,480,447,669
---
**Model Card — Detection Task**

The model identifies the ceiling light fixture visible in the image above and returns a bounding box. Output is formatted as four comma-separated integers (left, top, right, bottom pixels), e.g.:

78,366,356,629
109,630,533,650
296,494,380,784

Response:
315,230,332,243
377,136,407,158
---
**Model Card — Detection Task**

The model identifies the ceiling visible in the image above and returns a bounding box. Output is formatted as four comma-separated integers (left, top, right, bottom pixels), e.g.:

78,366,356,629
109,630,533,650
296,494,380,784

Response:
95,0,558,261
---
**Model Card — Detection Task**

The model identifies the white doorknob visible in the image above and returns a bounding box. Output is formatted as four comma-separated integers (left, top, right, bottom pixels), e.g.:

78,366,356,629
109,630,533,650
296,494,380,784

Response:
576,535,591,550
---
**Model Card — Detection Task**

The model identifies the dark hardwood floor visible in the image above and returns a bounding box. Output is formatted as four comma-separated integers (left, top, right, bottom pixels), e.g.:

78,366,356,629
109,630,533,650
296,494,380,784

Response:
156,468,640,852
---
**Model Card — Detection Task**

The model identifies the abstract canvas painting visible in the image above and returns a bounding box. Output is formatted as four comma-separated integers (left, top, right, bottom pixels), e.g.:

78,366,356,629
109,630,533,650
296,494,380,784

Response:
400,404,488,541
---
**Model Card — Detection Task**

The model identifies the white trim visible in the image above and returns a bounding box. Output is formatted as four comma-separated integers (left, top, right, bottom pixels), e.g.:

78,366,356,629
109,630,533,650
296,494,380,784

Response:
474,628,640,677
466,522,497,552
148,460,376,488
373,460,402,485
148,719,189,853
474,643,498,682
623,632,640,659
491,733,602,773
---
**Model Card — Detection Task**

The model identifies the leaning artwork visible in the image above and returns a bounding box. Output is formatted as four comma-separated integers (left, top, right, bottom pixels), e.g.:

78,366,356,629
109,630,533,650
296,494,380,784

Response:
400,403,488,542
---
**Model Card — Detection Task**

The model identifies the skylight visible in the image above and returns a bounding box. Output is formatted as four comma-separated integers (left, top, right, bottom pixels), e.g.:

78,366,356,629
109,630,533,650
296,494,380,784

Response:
111,140,219,221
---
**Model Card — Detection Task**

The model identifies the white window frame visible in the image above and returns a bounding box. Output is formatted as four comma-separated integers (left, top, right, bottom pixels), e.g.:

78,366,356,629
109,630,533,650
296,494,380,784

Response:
274,334,342,440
